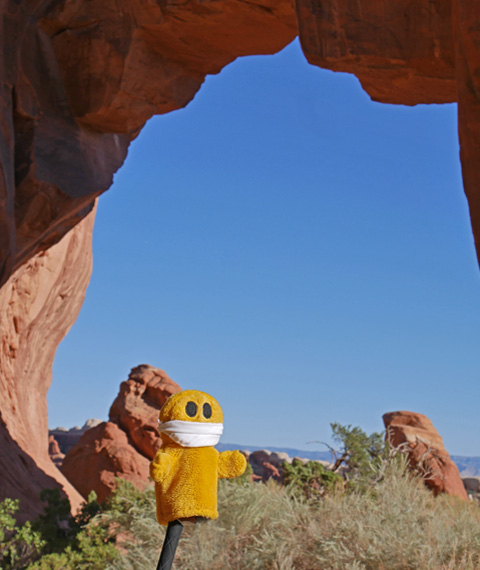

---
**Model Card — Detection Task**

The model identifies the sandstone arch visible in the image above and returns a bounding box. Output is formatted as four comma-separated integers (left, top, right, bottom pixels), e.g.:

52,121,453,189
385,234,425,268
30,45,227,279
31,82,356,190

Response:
1,0,480,517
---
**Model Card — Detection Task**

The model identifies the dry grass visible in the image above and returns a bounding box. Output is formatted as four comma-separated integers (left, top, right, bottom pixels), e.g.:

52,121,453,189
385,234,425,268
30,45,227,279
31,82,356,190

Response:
108,458,480,570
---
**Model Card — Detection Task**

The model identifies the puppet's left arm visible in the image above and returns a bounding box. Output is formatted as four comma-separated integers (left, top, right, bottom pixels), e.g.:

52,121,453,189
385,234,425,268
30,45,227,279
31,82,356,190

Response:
217,450,247,479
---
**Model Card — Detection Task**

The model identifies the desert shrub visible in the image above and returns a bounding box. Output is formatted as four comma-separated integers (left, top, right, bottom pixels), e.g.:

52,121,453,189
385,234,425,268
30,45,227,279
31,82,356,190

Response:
7,457,477,570
0,488,119,569
26,484,150,569
31,489,80,553
0,498,45,569
328,423,389,488
106,476,305,570
27,523,119,570
5,429,479,569
184,456,480,570
103,456,480,570
73,490,103,528
283,458,343,500
304,455,480,570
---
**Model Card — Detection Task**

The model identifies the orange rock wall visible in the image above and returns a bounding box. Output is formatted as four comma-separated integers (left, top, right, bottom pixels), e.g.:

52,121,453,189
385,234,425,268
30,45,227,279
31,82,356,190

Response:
0,206,96,520
60,421,151,503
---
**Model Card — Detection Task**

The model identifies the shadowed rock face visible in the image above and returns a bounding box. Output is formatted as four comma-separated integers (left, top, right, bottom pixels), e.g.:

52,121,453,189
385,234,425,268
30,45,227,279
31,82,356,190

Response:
296,0,456,105
2,0,480,518
0,0,297,284
383,411,469,501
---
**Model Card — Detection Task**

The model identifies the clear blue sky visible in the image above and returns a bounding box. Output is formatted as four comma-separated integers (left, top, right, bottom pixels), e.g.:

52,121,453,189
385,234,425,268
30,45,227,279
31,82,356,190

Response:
49,39,480,457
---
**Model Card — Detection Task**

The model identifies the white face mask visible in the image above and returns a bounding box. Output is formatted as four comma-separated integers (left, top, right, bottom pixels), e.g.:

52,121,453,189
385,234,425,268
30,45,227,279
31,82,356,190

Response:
158,419,224,448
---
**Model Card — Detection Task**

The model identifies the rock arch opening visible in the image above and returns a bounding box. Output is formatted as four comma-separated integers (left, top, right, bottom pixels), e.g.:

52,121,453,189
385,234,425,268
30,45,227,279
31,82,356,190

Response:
1,0,480,518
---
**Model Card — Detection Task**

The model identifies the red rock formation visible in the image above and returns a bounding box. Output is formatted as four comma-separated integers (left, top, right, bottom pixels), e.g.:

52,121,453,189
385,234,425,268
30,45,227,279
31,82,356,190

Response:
452,1,480,260
0,0,297,286
61,365,180,501
0,5,297,512
61,422,150,503
0,207,95,520
248,449,291,482
109,365,181,460
248,449,273,478
262,462,283,483
296,0,456,105
383,411,468,501
48,435,62,457
48,435,65,468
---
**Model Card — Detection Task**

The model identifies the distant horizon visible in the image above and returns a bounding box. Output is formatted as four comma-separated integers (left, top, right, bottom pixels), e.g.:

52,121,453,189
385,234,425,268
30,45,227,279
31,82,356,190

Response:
50,39,480,457
49,417,480,460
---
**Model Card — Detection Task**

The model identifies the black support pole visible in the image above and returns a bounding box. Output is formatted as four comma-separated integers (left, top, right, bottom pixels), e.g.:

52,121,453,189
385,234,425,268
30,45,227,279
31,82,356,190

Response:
156,520,184,570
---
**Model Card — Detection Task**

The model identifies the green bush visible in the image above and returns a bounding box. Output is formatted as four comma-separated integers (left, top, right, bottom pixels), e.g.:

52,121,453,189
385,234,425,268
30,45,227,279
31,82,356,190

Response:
330,422,387,471
26,485,146,569
0,488,118,570
0,498,45,569
31,489,79,553
283,458,343,500
27,523,119,570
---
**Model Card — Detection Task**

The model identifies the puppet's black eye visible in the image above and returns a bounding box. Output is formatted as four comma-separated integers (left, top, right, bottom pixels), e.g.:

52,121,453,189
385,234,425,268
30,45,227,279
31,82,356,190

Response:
203,402,212,419
185,401,197,417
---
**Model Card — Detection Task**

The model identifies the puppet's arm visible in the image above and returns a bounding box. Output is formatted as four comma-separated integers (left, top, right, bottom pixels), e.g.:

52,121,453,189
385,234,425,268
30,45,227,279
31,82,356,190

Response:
217,450,247,479
150,450,173,484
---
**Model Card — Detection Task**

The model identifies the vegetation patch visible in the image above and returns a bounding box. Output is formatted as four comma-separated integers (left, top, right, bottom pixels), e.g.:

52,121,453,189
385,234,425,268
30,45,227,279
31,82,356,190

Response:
2,424,480,569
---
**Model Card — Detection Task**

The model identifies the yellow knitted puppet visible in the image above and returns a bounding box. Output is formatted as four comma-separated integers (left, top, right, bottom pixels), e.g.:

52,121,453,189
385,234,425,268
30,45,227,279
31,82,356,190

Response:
150,390,247,526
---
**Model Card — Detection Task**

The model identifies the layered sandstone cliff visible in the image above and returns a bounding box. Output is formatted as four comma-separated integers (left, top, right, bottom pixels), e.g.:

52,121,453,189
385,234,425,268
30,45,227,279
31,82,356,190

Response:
0,206,96,520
